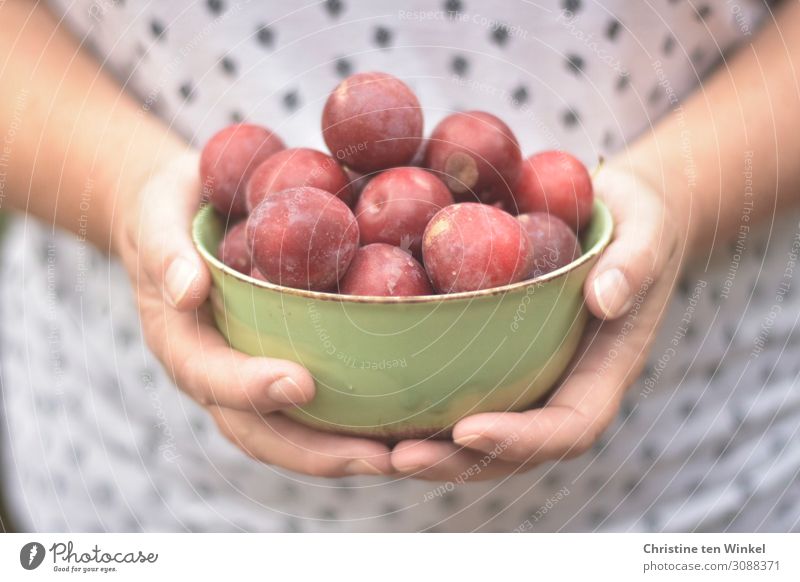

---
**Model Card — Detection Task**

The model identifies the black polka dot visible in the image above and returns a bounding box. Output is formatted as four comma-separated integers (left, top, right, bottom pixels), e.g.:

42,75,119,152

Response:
722,323,735,343
374,26,393,48
641,444,658,462
623,477,639,493
150,19,166,40
283,518,302,532
606,19,621,41
588,509,606,529
663,35,675,56
602,130,616,149
324,0,344,18
615,74,630,91
283,90,300,111
451,55,469,76
207,0,224,15
511,85,529,106
115,325,135,348
335,57,353,77
690,47,706,66
706,363,718,380
563,0,581,12
679,401,693,418
72,446,86,465
179,82,195,101
562,108,580,128
92,482,114,504
642,512,659,531
220,55,237,76
439,491,461,509
695,4,711,21
484,498,506,517
318,506,337,521
566,53,584,74
381,504,401,519
648,84,663,106
280,482,299,499
491,24,510,47
544,473,559,489
256,25,274,47
770,433,786,455
444,0,463,16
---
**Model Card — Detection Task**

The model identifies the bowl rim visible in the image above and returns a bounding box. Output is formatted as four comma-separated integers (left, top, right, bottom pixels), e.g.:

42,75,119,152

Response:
192,198,614,304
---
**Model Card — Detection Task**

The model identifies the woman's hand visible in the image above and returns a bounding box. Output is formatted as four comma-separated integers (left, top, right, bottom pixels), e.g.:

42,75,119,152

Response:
390,163,687,480
113,151,395,477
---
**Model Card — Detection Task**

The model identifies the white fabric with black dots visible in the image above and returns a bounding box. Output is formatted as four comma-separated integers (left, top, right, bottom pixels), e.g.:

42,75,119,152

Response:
3,0,799,532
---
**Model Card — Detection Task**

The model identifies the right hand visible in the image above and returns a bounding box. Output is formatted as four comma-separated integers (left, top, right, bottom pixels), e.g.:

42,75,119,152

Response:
112,151,395,477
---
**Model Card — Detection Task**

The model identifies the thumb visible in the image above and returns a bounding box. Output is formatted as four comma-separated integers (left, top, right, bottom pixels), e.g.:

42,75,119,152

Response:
584,169,675,320
137,151,212,311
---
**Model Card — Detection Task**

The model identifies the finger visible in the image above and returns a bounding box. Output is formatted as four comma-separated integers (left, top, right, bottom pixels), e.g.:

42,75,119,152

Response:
141,295,315,412
391,439,527,481
585,169,674,319
210,407,395,477
133,151,212,311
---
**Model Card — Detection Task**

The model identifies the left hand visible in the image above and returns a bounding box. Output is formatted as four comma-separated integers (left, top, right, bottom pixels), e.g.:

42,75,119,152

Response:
390,164,687,480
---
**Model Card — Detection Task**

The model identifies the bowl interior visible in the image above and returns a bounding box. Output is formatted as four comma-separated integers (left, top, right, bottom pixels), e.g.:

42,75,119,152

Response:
192,199,614,302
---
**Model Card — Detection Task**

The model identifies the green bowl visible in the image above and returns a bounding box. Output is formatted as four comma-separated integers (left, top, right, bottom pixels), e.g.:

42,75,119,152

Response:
192,201,613,439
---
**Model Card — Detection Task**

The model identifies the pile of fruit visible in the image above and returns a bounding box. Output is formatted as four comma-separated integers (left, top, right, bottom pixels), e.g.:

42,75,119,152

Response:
201,72,594,297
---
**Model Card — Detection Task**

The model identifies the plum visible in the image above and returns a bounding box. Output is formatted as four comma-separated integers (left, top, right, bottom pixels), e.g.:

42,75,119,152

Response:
423,111,521,203
216,221,252,274
246,147,354,211
322,72,423,173
339,243,433,297
246,187,359,291
512,151,594,231
518,212,582,278
199,123,285,218
422,203,533,293
355,167,453,258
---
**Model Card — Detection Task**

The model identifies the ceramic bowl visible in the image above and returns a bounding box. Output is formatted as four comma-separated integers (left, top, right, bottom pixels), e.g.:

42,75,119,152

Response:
192,200,613,439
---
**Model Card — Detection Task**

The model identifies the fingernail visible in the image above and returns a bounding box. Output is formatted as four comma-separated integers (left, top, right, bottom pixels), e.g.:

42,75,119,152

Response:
165,256,198,307
454,434,494,452
267,376,307,405
345,459,386,476
393,463,424,473
593,268,633,318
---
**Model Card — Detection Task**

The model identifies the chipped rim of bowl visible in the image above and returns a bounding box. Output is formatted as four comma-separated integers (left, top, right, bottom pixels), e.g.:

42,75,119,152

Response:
192,198,613,304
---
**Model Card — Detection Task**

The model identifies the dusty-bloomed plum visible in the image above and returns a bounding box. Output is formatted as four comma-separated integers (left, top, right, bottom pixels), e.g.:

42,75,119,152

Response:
199,123,285,218
246,147,354,211
216,221,252,274
518,212,582,278
339,243,433,297
246,187,359,291
422,203,533,293
513,151,594,231
322,72,423,173
355,167,453,258
423,111,521,203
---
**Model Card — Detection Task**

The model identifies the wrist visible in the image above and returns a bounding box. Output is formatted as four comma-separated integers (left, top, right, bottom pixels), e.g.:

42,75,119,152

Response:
106,137,192,258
